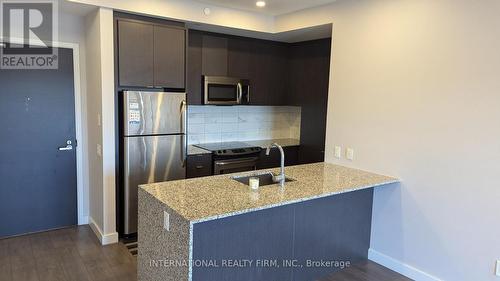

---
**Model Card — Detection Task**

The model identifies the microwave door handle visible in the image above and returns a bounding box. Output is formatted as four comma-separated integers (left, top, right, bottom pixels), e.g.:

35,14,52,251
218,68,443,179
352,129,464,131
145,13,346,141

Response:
246,85,250,103
237,83,243,104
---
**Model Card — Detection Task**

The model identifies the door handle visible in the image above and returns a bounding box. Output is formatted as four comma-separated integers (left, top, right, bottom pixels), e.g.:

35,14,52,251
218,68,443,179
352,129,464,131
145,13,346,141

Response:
58,140,73,151
237,83,243,104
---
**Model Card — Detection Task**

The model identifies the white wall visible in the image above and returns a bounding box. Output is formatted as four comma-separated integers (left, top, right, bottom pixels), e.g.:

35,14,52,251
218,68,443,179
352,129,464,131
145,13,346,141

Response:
58,9,89,224
84,8,104,234
279,0,500,280
84,7,117,245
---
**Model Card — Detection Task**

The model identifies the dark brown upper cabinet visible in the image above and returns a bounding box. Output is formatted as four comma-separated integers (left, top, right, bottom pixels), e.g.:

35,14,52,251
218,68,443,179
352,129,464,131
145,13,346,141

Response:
117,19,186,89
267,43,288,106
201,35,228,76
117,20,154,88
186,30,325,108
187,33,228,105
248,40,288,106
187,31,203,105
227,37,252,79
153,25,186,89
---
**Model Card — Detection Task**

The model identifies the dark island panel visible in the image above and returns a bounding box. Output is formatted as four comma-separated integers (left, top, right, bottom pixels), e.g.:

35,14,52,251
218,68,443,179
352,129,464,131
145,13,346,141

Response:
191,188,374,281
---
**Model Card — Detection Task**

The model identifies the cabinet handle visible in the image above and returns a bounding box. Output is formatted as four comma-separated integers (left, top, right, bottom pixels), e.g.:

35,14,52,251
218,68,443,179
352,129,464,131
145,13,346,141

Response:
195,165,204,169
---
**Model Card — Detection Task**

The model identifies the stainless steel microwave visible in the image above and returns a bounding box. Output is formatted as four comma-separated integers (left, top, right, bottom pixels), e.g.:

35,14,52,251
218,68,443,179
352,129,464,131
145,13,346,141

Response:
203,76,250,105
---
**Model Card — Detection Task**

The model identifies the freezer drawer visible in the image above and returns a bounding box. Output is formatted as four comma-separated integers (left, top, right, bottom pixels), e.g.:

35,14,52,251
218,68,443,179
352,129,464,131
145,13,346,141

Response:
123,135,186,235
123,91,186,136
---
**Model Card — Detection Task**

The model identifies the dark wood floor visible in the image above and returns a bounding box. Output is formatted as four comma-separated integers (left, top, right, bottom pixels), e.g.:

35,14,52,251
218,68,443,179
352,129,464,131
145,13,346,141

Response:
0,225,136,281
319,260,413,281
0,225,411,281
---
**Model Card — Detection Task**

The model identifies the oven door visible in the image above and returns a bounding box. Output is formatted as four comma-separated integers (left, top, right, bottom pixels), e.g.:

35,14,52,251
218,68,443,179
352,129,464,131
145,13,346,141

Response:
204,76,242,105
213,157,259,175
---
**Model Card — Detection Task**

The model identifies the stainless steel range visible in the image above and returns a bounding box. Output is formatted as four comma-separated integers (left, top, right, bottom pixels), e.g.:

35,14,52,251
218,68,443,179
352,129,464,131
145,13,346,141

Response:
194,142,262,175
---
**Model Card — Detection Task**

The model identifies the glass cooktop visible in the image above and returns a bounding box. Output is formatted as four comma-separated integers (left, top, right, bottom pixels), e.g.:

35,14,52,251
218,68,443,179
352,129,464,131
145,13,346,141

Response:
194,141,254,152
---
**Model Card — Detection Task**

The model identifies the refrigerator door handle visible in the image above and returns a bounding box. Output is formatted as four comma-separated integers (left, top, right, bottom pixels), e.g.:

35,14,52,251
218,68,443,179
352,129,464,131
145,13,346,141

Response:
180,100,187,167
180,100,187,134
181,134,187,168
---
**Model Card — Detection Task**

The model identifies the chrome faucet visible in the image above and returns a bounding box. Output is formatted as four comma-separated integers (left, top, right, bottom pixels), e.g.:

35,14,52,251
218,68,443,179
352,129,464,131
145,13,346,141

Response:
266,143,285,187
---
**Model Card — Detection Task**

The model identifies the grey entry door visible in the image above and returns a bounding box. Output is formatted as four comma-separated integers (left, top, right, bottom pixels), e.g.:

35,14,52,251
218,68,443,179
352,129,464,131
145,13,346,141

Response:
0,48,77,238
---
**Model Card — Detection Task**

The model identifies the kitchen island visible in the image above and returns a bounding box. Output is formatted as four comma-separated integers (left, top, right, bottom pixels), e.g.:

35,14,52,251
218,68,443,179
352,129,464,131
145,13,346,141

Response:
138,163,398,281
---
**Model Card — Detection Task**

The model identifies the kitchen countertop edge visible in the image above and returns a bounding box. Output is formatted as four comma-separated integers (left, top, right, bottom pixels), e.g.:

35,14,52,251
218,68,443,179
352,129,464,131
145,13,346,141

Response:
188,178,398,225
140,163,399,224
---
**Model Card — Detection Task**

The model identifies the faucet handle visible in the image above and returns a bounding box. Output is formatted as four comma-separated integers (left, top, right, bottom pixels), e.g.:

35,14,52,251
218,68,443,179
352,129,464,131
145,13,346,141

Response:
272,173,284,182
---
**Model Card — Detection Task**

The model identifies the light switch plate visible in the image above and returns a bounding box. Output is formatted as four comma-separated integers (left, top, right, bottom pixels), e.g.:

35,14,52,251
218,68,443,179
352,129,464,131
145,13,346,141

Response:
164,211,170,231
334,146,342,159
496,260,500,276
346,148,354,160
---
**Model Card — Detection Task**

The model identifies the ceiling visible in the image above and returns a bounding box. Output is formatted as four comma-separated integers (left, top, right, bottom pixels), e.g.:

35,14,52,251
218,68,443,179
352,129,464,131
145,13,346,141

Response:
188,22,332,43
195,0,337,16
59,0,96,16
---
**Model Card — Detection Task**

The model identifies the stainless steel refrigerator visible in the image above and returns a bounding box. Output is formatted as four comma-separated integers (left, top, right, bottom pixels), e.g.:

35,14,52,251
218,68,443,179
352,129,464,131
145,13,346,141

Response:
123,91,187,235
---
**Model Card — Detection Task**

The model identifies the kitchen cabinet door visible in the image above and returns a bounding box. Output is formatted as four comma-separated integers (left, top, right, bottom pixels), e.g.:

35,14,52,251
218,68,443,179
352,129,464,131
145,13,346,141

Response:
249,40,270,105
288,39,331,164
228,37,252,79
267,43,288,106
187,154,213,178
117,20,154,87
187,31,203,105
153,25,186,89
248,40,289,106
201,35,228,76
257,146,299,169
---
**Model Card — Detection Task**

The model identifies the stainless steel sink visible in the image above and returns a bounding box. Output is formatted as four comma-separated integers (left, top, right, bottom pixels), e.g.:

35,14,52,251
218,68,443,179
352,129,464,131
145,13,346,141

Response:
232,172,295,187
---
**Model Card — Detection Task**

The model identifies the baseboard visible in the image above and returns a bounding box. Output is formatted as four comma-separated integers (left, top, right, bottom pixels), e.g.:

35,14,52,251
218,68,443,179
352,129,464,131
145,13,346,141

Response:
88,217,119,245
368,248,442,281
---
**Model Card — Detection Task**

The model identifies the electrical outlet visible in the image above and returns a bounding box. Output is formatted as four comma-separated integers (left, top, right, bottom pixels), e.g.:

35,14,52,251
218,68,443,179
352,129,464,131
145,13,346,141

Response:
346,148,354,160
496,260,500,276
96,144,102,157
164,211,170,231
334,146,342,159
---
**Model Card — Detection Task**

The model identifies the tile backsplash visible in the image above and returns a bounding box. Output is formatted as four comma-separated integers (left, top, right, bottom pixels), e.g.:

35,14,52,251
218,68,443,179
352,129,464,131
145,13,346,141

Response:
187,106,301,145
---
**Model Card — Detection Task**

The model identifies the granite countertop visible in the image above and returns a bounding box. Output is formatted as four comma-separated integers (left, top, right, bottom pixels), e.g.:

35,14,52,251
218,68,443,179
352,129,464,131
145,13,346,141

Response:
187,138,300,155
187,145,211,155
140,162,398,224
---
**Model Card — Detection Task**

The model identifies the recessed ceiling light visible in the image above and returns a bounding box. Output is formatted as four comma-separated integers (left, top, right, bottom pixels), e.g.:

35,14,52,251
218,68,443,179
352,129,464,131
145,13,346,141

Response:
256,1,266,8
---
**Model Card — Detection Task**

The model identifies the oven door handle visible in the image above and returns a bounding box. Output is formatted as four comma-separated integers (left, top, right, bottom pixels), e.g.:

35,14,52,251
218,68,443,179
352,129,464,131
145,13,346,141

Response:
213,157,259,174
214,157,259,167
